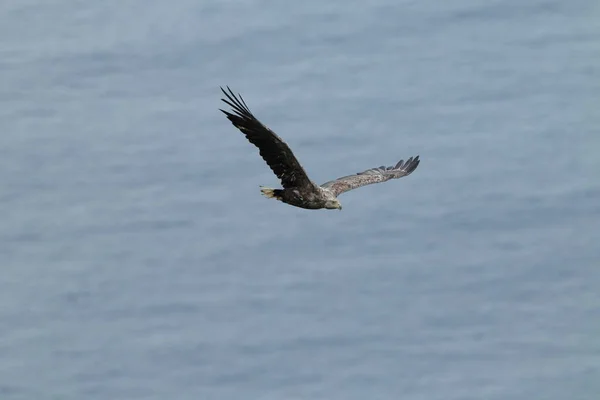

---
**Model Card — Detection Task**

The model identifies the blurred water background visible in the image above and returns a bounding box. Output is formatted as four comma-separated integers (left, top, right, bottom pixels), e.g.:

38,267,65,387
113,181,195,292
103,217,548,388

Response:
1,1,599,399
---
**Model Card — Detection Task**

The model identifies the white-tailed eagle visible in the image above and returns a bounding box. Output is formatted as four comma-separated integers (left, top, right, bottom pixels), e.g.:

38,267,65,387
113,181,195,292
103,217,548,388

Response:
220,86,420,210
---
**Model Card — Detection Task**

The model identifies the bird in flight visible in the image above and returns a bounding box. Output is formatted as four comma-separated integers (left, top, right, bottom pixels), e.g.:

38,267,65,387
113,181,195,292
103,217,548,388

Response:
219,86,420,210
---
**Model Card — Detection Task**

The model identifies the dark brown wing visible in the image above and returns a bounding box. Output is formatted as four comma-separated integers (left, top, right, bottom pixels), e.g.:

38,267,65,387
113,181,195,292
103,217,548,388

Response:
219,86,313,189
321,156,420,196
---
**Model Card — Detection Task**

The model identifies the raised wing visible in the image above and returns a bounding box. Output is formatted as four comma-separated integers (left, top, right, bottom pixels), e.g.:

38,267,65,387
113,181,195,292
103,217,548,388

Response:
219,86,313,189
321,156,420,197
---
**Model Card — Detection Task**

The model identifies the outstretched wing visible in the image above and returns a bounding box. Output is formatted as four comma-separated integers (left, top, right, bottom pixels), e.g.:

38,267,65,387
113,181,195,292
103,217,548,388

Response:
321,156,420,197
219,86,313,189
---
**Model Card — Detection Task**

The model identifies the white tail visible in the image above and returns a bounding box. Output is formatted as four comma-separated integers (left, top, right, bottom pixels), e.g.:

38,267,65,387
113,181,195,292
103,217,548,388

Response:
260,187,282,200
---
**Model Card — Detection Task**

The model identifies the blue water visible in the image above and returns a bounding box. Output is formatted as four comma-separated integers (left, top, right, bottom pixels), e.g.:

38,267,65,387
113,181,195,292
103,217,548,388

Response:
1,1,599,399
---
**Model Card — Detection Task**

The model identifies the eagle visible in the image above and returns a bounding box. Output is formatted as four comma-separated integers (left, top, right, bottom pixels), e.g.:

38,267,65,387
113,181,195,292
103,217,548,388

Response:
219,86,420,210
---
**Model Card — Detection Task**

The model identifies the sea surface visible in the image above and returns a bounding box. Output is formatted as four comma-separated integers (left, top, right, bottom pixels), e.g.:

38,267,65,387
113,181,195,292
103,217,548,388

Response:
1,1,599,399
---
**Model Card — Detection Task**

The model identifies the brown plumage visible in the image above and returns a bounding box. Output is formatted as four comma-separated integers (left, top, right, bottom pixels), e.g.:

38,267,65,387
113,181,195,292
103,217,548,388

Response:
220,86,420,210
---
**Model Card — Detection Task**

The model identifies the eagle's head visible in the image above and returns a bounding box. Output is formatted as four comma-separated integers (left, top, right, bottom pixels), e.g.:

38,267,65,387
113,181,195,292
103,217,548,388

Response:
325,199,342,210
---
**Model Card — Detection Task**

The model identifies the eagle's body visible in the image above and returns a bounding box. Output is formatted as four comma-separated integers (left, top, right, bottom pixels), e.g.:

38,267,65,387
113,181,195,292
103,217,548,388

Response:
219,87,420,210
260,186,339,210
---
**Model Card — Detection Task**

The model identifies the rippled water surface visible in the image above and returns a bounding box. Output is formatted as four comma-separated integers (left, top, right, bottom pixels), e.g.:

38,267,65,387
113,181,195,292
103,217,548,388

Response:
1,1,599,399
